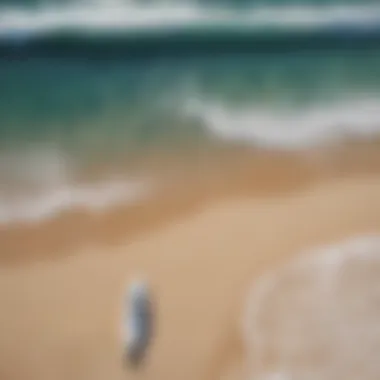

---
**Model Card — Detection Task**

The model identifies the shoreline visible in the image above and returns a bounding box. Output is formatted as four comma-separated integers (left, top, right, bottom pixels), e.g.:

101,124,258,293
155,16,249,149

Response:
1,142,380,265
1,173,380,380
1,142,380,379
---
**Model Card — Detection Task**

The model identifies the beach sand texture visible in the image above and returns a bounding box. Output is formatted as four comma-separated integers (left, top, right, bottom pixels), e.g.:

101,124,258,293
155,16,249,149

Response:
0,149,380,380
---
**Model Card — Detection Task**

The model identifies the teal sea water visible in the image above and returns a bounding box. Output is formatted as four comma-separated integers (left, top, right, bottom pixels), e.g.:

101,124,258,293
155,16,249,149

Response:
1,0,380,223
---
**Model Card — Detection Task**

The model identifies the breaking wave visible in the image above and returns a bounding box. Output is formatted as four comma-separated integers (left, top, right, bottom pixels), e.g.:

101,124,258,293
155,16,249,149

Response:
185,96,380,149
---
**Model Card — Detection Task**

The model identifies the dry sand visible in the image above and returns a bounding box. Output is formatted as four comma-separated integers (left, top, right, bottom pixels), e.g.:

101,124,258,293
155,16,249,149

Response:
1,146,380,380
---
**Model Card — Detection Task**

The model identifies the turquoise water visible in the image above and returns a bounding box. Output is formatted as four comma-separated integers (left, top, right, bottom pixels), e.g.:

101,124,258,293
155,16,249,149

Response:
1,1,380,222
2,51,380,153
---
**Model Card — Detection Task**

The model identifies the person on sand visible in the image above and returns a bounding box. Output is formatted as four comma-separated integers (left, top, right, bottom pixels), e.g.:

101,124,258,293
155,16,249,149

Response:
123,278,155,369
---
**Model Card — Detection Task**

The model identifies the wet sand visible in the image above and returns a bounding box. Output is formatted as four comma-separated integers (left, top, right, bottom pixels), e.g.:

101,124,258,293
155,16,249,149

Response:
1,145,380,380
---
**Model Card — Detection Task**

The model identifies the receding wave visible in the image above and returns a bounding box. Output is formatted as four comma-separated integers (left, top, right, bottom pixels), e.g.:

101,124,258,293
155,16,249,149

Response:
2,4,380,57
185,96,380,149
0,180,150,225
243,234,380,380
0,148,151,225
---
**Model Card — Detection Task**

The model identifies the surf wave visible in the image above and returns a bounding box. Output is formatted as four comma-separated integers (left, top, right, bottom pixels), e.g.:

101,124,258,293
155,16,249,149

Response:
1,3,380,38
185,96,380,149
243,234,380,380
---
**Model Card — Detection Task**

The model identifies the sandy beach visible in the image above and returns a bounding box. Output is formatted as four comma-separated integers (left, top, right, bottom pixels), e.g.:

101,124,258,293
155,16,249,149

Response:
1,146,380,380
3,1,380,377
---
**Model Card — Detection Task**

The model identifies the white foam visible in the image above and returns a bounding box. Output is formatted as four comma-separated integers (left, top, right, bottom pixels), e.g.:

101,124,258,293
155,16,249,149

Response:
243,235,380,380
185,96,380,150
0,145,152,225
1,3,380,37
0,179,150,225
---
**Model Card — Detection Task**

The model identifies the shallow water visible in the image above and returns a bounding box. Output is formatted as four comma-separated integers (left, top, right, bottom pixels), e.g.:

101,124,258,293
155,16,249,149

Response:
244,235,380,380
1,1,380,223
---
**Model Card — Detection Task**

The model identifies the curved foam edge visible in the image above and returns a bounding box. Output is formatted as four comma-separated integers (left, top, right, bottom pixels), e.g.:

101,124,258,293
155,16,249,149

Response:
186,97,380,150
0,179,151,225
241,234,380,379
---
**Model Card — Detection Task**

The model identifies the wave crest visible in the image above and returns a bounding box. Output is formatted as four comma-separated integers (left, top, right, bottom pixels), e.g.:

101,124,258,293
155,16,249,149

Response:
185,96,380,149
1,4,380,37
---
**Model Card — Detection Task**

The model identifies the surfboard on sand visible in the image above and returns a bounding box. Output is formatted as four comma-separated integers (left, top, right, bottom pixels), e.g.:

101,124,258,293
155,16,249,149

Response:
122,278,155,369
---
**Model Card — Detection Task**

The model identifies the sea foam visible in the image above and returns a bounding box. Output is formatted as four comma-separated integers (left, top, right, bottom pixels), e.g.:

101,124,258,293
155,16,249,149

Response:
0,180,150,225
0,147,151,225
243,235,380,380
1,3,380,37
184,96,380,150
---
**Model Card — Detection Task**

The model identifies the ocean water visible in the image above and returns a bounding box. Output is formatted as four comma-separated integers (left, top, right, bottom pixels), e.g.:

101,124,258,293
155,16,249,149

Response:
1,0,380,223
